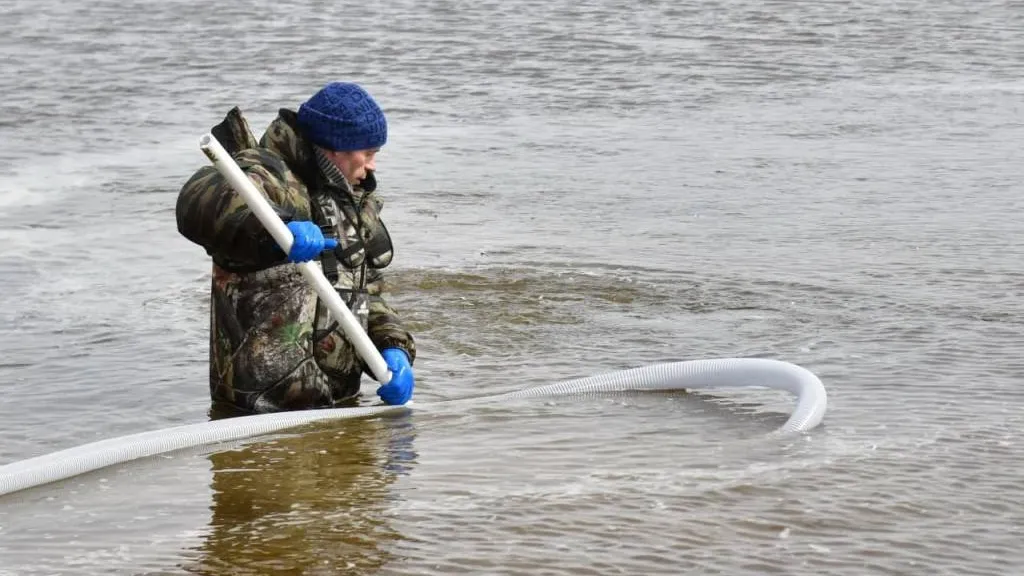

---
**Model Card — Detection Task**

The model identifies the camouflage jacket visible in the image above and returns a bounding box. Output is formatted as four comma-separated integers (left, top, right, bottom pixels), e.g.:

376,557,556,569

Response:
176,107,416,413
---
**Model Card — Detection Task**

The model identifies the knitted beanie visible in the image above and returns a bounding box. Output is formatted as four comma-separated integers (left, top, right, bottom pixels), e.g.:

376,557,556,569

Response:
296,82,388,152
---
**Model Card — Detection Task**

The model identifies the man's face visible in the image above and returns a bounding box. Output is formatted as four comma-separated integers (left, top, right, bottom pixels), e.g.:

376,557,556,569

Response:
325,148,379,185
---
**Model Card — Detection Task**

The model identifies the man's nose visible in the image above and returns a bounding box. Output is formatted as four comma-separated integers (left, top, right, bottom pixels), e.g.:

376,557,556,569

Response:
365,156,376,171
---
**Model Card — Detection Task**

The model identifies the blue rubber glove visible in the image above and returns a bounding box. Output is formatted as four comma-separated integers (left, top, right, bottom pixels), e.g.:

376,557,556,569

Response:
377,348,414,405
284,221,338,263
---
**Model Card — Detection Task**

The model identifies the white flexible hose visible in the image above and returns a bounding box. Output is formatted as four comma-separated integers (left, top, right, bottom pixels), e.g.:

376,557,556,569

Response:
0,358,826,497
489,358,826,434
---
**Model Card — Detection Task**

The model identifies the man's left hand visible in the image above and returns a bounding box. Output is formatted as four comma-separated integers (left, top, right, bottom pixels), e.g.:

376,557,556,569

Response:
377,348,414,405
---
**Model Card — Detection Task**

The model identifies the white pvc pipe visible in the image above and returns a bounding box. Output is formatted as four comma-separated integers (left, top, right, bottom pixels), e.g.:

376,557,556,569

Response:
198,133,391,385
0,358,827,497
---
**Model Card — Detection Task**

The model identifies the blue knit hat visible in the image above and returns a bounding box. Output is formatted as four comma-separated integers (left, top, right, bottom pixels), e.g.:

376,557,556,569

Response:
296,82,388,152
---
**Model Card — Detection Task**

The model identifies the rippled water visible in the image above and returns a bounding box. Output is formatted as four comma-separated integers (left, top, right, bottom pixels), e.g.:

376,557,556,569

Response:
2,0,1023,574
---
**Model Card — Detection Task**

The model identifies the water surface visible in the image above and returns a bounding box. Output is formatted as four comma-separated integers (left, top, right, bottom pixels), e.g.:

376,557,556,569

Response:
1,0,1022,574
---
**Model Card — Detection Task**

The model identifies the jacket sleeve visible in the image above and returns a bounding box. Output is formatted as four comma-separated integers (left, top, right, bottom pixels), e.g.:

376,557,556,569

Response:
364,269,417,366
176,148,313,270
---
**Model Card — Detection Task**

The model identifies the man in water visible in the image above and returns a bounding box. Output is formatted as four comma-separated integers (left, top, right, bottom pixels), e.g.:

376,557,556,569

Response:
176,81,416,414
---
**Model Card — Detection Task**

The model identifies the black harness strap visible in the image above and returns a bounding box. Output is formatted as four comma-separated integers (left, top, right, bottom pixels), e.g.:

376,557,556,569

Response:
309,193,340,283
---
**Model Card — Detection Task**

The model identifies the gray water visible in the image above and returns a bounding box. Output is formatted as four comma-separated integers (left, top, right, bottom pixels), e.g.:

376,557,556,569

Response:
1,0,1022,573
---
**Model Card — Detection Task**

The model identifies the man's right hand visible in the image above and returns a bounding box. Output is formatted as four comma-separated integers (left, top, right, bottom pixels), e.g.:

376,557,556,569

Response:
284,221,338,263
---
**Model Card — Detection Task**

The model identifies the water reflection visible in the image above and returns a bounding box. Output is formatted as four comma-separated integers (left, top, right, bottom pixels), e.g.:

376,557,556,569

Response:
181,410,418,575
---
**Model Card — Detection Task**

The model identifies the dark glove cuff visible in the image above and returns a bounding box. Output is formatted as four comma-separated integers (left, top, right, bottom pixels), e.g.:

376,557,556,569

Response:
253,205,297,262
380,343,413,365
